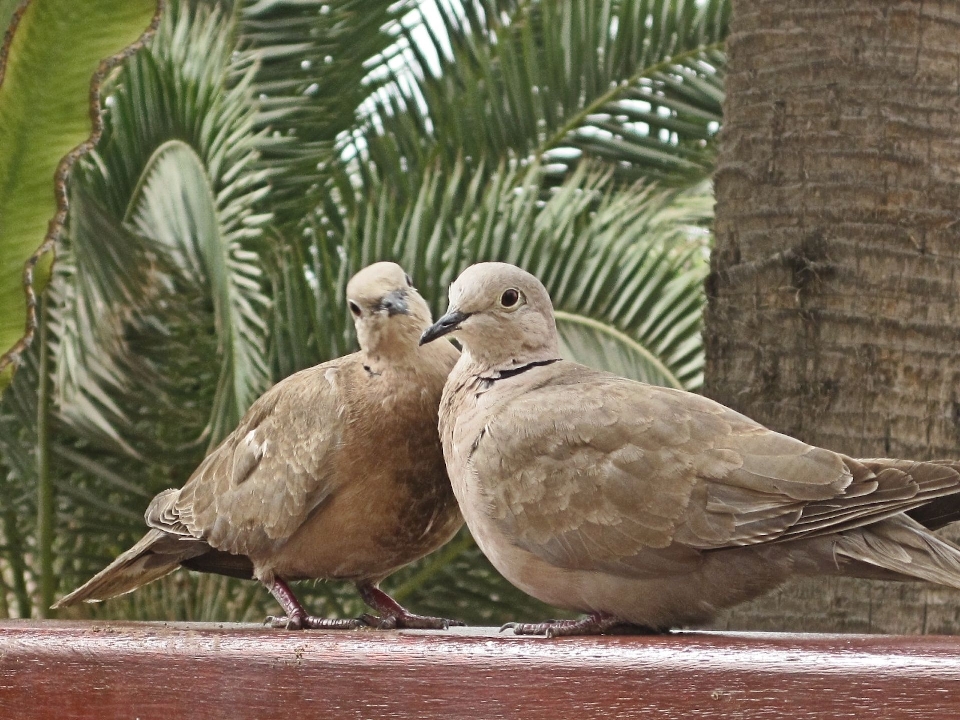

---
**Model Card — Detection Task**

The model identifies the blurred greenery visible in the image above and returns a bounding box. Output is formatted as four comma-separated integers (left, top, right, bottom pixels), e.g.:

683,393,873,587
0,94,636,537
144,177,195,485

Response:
0,0,727,624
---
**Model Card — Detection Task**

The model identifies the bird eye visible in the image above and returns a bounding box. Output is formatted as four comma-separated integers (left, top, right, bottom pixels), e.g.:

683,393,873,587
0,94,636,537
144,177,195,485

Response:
404,273,413,287
348,301,362,317
500,289,520,308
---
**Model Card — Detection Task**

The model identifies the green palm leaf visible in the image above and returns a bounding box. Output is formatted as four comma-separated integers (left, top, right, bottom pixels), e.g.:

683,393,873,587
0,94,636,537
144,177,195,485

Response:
556,312,686,389
239,0,412,228
127,141,271,444
6,1,275,614
353,0,727,195
52,2,273,453
275,158,708,378
0,0,19,31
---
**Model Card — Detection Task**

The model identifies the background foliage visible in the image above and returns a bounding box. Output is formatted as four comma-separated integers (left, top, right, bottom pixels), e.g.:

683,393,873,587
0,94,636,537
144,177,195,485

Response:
0,0,727,623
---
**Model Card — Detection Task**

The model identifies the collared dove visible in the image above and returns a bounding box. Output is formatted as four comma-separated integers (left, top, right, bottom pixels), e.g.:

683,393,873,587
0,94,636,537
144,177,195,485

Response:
420,262,960,636
55,262,463,630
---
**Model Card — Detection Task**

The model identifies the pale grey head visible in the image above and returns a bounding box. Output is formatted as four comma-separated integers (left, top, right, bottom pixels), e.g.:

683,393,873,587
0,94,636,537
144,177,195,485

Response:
419,262,559,369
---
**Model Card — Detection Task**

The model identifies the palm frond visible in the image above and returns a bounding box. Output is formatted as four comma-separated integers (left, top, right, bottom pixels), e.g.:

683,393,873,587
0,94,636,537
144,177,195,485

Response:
53,1,273,452
127,141,271,445
0,343,39,616
239,0,414,227
351,0,727,197
26,1,276,609
0,0,158,386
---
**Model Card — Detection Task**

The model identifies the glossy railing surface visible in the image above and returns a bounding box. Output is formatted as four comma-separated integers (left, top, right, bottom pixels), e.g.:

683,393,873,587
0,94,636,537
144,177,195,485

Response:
1,620,958,719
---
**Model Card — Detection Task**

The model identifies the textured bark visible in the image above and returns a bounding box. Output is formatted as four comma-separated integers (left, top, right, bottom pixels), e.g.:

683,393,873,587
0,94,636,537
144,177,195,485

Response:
707,0,960,633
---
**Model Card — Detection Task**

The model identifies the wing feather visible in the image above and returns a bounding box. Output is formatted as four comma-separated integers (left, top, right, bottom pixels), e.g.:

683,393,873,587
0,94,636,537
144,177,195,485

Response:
168,362,347,558
470,362,960,576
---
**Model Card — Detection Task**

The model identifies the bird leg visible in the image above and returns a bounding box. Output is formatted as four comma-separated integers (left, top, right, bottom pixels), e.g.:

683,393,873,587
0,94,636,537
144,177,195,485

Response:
357,583,465,630
264,577,365,630
501,611,654,638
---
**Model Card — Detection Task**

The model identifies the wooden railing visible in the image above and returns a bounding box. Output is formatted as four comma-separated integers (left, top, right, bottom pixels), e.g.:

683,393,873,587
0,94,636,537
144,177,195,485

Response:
1,620,958,718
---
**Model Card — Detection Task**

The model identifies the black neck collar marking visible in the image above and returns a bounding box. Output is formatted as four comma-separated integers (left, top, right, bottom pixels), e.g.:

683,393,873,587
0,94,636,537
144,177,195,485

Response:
488,358,562,382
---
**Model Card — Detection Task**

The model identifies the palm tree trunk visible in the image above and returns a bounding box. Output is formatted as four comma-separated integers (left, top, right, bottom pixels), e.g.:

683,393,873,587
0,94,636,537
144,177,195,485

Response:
707,0,960,633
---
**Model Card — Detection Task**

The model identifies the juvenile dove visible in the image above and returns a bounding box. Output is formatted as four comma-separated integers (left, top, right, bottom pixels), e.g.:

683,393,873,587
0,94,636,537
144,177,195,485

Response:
420,262,960,636
56,262,463,629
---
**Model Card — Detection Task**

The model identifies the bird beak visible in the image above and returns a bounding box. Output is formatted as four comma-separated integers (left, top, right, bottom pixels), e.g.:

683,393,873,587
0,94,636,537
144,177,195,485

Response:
420,309,470,346
378,289,410,317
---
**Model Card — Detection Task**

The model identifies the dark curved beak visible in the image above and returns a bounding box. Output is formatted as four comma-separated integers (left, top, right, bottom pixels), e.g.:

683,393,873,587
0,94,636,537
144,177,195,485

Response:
378,289,409,316
420,310,470,346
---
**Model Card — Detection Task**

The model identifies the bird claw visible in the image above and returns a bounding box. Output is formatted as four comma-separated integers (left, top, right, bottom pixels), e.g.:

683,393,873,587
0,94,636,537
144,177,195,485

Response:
265,614,303,630
263,614,365,631
357,613,391,629
406,614,463,630
378,612,463,630
501,614,632,637
500,621,554,636
355,585,465,629
264,610,461,631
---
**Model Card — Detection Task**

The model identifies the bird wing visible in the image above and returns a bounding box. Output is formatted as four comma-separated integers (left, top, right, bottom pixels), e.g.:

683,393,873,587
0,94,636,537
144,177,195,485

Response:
468,362,960,577
148,361,349,559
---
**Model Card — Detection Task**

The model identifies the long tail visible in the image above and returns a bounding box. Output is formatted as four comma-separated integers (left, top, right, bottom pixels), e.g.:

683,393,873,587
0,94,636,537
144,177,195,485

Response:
835,515,960,590
52,529,209,608
905,457,960,529
855,458,960,530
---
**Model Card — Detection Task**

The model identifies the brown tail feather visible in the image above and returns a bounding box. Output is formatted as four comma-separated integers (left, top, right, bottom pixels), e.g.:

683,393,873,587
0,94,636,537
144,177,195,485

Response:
52,529,209,608
857,459,960,530
181,548,255,580
835,516,960,590
908,494,960,530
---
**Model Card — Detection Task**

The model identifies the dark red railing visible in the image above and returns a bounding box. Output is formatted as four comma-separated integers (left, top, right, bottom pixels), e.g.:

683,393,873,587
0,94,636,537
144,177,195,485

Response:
1,620,958,718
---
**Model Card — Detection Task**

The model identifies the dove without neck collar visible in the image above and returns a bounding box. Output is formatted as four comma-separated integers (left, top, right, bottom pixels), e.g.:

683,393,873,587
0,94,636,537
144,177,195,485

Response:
54,261,464,632
347,262,434,369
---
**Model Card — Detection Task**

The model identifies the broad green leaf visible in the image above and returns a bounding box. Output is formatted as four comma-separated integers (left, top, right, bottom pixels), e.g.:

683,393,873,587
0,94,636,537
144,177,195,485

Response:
240,0,409,229
1,0,20,34
0,0,158,385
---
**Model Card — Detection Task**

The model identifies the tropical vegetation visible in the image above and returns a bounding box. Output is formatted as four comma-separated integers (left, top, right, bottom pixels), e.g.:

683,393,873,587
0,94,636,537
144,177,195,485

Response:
0,0,727,623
